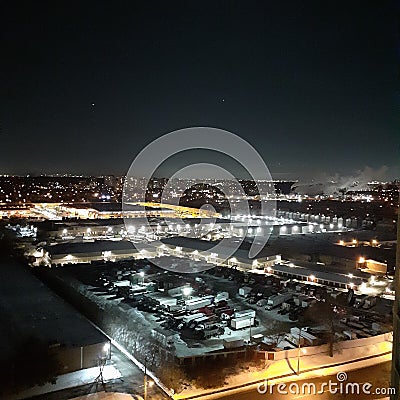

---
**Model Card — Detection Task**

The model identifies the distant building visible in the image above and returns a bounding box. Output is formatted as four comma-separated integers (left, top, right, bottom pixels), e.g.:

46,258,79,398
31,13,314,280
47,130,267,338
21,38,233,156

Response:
160,236,281,270
391,212,400,398
37,240,157,266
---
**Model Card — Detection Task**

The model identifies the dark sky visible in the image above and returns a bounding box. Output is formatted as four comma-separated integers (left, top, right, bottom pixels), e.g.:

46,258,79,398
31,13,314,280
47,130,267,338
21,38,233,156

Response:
2,1,399,180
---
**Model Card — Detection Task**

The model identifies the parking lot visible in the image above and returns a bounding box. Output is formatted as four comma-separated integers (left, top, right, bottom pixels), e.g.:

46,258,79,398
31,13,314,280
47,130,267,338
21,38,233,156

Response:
57,255,392,358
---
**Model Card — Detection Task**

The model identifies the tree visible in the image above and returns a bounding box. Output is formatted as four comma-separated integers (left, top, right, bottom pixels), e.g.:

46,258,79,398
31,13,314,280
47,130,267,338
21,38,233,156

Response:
300,292,347,357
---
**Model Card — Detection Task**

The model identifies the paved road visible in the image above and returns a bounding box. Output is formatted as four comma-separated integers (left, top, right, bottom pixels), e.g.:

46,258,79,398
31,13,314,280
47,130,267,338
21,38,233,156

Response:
208,361,393,400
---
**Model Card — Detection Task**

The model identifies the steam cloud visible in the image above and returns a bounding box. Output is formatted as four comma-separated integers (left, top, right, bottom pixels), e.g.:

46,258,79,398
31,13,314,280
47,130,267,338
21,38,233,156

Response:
294,165,394,196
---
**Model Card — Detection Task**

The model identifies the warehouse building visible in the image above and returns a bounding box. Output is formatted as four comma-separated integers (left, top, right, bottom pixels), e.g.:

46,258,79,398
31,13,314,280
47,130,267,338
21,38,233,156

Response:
160,237,281,270
0,261,110,374
265,263,366,291
37,240,157,266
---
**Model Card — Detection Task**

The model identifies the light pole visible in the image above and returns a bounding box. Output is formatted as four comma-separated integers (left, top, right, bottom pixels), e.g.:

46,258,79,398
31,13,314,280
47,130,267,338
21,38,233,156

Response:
297,327,302,375
144,357,148,400
249,316,252,343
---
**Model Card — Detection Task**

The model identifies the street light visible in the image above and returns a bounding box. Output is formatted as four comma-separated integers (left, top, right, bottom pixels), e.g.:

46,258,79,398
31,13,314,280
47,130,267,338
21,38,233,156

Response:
144,357,148,400
103,342,111,358
297,327,303,374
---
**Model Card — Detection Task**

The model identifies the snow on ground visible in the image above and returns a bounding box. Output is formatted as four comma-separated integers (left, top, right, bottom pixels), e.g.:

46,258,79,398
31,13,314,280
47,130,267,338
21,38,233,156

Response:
11,365,122,400
70,392,135,400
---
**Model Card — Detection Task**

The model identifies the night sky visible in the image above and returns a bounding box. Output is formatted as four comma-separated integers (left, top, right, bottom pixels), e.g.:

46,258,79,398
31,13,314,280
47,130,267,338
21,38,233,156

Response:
3,1,399,180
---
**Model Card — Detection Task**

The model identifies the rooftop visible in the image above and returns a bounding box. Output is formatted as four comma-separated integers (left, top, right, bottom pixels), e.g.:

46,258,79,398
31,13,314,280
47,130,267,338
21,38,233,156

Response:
0,261,107,359
161,236,279,262
44,239,138,255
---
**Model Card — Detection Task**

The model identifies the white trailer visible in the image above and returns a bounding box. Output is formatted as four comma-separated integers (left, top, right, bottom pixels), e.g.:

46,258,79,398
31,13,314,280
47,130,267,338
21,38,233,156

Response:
183,312,205,324
290,327,317,345
185,296,213,311
231,316,255,330
234,309,256,319
266,292,292,310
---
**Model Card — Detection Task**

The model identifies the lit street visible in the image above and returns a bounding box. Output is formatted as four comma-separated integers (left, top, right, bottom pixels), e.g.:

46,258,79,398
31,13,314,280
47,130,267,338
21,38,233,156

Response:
205,362,392,400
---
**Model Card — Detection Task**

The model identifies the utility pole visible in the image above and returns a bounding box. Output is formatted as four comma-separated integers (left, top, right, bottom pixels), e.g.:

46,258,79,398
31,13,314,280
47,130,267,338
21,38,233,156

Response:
144,357,148,400
249,316,252,342
297,327,302,375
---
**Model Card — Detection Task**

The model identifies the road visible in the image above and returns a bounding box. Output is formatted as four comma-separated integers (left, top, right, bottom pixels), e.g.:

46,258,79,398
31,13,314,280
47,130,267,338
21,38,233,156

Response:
207,362,393,400
25,344,392,400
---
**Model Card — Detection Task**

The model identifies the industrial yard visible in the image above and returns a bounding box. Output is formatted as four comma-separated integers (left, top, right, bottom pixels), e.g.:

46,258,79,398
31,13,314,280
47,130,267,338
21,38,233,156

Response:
38,253,392,366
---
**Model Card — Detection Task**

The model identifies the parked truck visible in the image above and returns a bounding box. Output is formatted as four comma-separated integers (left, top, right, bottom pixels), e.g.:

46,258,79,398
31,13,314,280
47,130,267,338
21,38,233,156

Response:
266,293,292,310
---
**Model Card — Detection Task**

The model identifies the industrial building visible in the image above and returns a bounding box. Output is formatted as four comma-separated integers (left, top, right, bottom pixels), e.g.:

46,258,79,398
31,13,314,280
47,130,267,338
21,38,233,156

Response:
160,236,281,270
33,235,281,270
265,263,366,291
37,240,157,266
0,261,109,374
